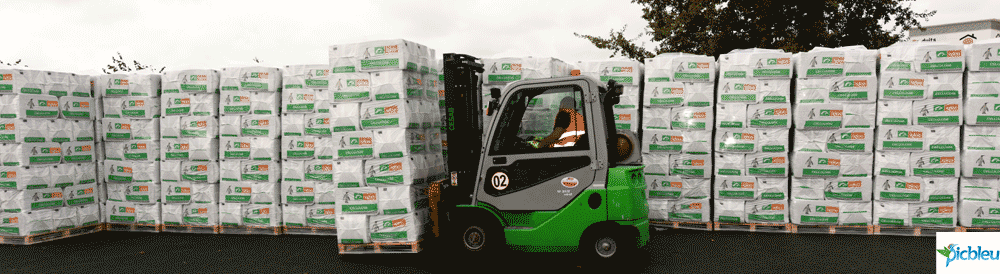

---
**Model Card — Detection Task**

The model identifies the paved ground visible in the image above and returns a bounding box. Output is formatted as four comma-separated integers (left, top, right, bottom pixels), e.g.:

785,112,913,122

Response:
0,227,936,273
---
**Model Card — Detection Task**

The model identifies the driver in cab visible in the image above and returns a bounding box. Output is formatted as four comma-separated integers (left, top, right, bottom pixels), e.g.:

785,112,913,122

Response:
529,96,585,148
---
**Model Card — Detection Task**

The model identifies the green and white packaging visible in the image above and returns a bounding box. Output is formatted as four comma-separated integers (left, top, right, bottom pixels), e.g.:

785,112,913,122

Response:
926,72,962,99
59,96,95,120
912,99,962,126
64,184,96,206
824,176,873,201
747,103,790,128
642,107,671,130
283,204,306,227
219,202,242,226
105,200,137,224
874,201,910,226
0,94,61,119
221,137,279,161
714,152,744,176
0,118,47,143
756,177,788,200
792,177,825,200
182,203,218,226
794,78,830,104
715,103,747,128
793,152,841,177
670,154,711,178
714,176,756,200
220,90,278,115
162,203,183,225
370,70,423,101
668,198,710,222
759,79,791,103
377,186,423,215
121,182,158,204
305,204,337,227
796,48,847,78
282,180,315,204
0,210,53,236
670,106,712,131
50,165,74,188
745,199,788,223
745,153,788,177
840,154,874,177
75,204,100,227
875,152,910,176
304,112,333,137
337,214,370,244
239,115,279,138
303,159,334,182
714,200,744,223
353,39,424,72
825,128,874,153
180,161,218,183
757,128,789,152
682,82,714,107
331,130,374,160
335,187,378,215
914,43,965,73
877,100,912,126
963,151,1000,177
909,202,956,227
104,159,159,184
965,126,1000,151
75,162,97,185
329,73,371,103
966,97,1000,125
876,125,927,151
875,176,923,202
242,203,280,227
960,178,998,202
220,67,282,92
369,210,425,242
284,64,329,90
180,116,217,138
924,126,959,152
909,151,959,177
791,199,840,225
680,178,711,199
71,119,95,142
282,88,316,113
330,103,361,133
360,100,418,129
715,128,757,153
794,103,842,130
642,129,683,154
967,72,1000,98
315,182,337,204
648,199,671,220
959,200,1000,227
879,72,928,100
0,68,44,95
364,157,423,186
161,181,192,204
283,136,316,160
829,76,876,103
162,138,218,161
162,69,220,94
239,160,279,184
717,78,762,104
579,60,643,86
642,154,669,177
334,160,365,188
103,96,159,119
644,81,685,107
614,107,639,132
96,73,160,97
838,201,873,225
923,177,958,202
61,141,95,163
104,140,158,161
373,128,425,158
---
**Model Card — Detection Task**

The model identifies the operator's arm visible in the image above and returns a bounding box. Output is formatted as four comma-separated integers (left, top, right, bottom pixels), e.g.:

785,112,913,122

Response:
536,111,570,148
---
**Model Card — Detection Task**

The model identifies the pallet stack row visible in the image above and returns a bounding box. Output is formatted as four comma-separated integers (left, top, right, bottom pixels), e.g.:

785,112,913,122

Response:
713,49,794,226
279,64,338,235
0,69,100,237
790,46,879,227
329,39,440,246
873,42,965,228
639,53,714,225
98,73,163,231
481,57,571,128
959,39,1000,227
159,70,222,233
217,66,284,234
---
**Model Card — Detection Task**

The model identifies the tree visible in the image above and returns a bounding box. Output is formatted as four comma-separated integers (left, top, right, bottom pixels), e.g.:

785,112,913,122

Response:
0,59,26,67
253,57,263,63
575,0,937,61
102,52,164,74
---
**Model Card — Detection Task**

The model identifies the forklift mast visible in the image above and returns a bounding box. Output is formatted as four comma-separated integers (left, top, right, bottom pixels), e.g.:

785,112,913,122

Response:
441,53,485,206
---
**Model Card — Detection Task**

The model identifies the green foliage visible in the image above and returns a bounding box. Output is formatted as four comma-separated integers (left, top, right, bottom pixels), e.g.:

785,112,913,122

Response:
576,0,937,61
0,59,26,67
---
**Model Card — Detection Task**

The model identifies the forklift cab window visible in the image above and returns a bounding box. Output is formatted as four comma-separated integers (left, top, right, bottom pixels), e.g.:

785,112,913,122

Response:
490,85,587,155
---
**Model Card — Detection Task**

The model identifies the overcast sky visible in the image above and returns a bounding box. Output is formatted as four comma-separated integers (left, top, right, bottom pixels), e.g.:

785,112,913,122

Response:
1,0,988,75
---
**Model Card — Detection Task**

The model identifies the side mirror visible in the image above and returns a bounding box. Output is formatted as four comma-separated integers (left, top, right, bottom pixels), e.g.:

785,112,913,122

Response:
490,87,501,99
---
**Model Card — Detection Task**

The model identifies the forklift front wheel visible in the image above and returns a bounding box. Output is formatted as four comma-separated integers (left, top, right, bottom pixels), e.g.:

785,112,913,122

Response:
462,225,487,251
594,236,617,258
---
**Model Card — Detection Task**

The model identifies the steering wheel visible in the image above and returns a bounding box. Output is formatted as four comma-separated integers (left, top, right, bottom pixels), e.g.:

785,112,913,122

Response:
514,135,535,149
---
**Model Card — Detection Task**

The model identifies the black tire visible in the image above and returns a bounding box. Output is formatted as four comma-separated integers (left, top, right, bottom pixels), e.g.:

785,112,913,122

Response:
579,230,637,268
456,220,505,254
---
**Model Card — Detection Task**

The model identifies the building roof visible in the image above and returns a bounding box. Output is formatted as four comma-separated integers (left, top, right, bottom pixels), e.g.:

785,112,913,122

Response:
909,19,1000,36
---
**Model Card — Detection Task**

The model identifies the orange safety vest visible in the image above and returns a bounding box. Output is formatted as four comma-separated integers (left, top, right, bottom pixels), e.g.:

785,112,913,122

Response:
552,109,585,148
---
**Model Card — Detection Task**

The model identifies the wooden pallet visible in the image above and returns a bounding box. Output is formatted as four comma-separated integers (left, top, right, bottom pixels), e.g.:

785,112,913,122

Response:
218,225,283,235
162,224,220,234
282,226,336,236
959,227,1000,232
0,223,104,245
792,224,873,235
338,240,422,254
873,225,961,236
650,220,713,231
427,180,443,238
105,223,161,233
714,222,794,233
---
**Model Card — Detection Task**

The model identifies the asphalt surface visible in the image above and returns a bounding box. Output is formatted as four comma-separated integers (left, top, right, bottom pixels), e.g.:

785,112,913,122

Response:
0,227,936,273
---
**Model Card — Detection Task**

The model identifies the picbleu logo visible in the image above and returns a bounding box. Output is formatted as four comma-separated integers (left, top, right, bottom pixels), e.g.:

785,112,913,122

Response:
940,243,1000,267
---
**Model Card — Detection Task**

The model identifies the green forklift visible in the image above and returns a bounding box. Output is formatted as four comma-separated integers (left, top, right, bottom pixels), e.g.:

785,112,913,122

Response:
439,53,649,261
